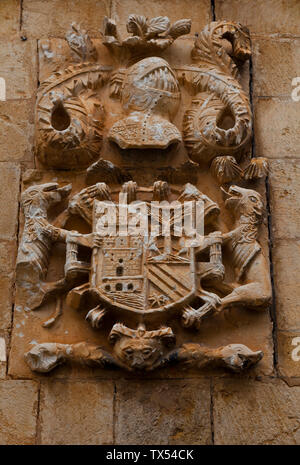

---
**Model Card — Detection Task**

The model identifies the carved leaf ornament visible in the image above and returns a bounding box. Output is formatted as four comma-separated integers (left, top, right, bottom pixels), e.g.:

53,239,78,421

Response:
18,17,270,374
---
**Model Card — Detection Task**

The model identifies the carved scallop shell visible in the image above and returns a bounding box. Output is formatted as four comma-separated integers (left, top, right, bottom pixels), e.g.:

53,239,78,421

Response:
210,155,242,184
243,157,269,180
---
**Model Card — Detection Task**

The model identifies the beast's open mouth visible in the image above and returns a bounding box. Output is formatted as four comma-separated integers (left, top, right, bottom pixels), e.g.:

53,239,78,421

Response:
227,185,243,198
221,184,242,201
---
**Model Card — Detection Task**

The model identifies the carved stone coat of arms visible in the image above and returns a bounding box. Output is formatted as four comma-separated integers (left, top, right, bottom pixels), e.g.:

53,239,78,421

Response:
12,14,272,376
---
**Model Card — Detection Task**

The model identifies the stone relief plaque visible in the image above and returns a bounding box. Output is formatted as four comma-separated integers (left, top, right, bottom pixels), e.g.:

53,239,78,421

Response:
11,15,273,377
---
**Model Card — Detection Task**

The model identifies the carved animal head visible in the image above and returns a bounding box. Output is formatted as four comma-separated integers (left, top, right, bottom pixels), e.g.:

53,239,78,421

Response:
224,185,263,222
192,21,251,63
24,343,65,373
219,22,251,61
220,344,263,372
109,323,175,371
21,182,72,216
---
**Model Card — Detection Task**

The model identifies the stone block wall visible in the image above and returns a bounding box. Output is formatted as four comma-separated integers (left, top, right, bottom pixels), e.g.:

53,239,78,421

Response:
0,0,299,445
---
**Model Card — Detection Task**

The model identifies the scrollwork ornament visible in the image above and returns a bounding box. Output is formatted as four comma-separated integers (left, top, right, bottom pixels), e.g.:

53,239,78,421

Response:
17,15,272,376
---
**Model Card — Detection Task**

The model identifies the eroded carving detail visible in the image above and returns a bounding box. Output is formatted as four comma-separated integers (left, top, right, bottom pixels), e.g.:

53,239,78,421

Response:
65,182,223,325
102,15,192,64
103,15,190,149
182,21,252,165
108,57,182,149
36,24,110,169
18,15,272,376
220,185,272,310
25,336,262,374
20,179,270,374
16,183,73,311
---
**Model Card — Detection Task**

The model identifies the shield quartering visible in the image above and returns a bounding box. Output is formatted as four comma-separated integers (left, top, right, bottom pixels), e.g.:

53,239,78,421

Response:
91,199,198,316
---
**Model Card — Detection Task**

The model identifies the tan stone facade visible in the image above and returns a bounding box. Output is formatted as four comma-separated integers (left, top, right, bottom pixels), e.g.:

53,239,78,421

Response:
0,0,300,445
